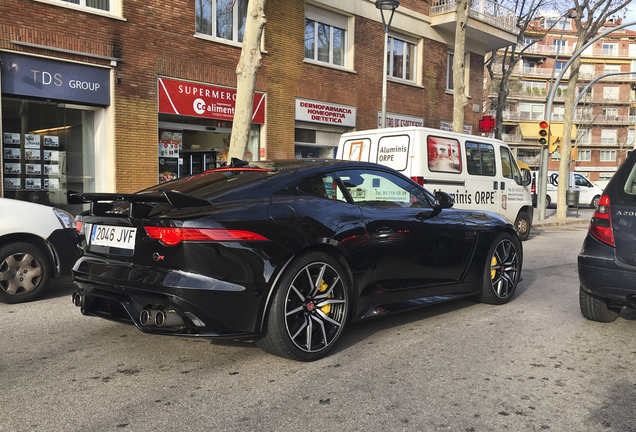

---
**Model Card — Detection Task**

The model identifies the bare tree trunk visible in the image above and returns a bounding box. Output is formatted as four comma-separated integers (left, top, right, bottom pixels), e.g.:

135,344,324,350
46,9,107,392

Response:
227,0,266,162
452,0,469,133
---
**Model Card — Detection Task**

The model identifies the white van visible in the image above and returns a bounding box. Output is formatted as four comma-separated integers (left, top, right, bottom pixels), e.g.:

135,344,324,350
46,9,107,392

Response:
537,171,604,209
336,127,534,240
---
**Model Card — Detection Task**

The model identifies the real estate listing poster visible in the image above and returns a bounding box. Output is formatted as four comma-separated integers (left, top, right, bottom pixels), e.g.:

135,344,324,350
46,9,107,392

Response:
3,132,20,145
4,163,21,174
25,134,40,149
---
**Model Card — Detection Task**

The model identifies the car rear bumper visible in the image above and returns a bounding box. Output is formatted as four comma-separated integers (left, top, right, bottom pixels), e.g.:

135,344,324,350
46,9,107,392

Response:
578,234,636,305
72,256,266,338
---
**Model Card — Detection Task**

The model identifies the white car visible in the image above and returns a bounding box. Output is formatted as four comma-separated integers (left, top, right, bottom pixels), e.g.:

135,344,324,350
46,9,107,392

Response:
0,198,79,303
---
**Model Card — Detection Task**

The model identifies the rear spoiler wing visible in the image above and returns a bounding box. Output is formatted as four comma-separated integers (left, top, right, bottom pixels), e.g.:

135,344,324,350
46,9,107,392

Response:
71,190,212,213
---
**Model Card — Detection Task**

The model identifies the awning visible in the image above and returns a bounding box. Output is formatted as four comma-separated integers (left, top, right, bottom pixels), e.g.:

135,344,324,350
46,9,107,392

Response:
518,122,577,140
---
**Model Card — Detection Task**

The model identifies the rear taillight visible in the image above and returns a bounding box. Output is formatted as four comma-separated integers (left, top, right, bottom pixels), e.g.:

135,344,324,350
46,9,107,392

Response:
531,183,535,194
144,227,268,246
589,194,614,246
411,176,424,186
76,221,83,233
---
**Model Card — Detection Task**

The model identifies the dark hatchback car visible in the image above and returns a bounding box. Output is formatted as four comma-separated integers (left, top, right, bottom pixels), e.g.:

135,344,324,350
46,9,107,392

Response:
72,159,522,361
579,151,636,322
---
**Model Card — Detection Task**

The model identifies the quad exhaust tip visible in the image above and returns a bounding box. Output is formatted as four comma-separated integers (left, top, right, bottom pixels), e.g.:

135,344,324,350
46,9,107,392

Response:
140,308,185,328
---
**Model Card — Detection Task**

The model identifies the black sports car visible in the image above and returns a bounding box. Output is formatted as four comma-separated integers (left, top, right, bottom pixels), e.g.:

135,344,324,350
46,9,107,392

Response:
72,159,522,361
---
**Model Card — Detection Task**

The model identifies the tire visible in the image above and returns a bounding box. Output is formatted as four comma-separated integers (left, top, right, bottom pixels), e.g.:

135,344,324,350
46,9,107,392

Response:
545,195,551,208
515,212,531,241
0,242,51,304
257,251,349,361
579,287,620,323
590,195,600,209
474,232,521,305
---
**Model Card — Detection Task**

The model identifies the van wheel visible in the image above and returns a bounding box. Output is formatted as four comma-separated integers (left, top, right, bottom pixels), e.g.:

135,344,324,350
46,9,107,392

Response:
590,195,600,209
545,195,551,208
515,212,531,241
579,287,620,322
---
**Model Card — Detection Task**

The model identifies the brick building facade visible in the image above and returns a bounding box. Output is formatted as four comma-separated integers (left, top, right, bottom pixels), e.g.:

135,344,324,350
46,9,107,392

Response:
1,0,517,211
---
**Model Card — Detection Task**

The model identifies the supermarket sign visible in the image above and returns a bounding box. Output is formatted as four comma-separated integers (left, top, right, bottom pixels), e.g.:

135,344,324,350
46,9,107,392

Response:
158,77,265,124
295,98,356,127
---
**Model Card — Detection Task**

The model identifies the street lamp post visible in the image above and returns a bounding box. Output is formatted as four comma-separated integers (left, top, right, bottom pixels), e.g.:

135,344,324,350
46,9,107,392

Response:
376,0,400,128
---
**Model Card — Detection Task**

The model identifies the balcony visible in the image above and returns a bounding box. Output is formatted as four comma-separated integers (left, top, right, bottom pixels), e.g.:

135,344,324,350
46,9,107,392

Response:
430,0,519,51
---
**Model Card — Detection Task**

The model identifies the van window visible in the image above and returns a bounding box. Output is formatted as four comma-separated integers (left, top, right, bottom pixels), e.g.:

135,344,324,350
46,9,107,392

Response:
427,136,461,174
574,174,592,187
500,147,522,185
465,142,496,176
336,169,432,208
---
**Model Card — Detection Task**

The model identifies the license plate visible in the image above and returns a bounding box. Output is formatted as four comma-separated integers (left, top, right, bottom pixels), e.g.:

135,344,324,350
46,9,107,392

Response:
90,225,137,250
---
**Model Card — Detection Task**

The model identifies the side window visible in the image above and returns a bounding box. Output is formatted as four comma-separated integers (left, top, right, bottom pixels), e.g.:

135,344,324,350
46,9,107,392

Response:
336,169,431,208
466,142,495,176
427,136,462,174
297,174,347,202
500,147,522,185
575,174,590,187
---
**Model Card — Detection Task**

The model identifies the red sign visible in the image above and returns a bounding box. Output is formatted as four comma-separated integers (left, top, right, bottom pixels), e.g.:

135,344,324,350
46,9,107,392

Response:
478,115,496,133
158,77,265,124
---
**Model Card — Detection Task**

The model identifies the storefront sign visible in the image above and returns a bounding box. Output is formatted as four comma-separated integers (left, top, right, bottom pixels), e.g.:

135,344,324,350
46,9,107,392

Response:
574,167,616,172
376,112,424,128
440,121,472,135
158,77,265,124
1,53,110,106
295,99,356,127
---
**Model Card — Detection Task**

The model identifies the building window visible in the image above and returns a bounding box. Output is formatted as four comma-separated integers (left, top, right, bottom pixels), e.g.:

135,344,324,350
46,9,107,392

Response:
603,86,619,101
600,150,616,161
304,5,349,67
519,103,544,120
44,0,116,14
522,81,545,97
628,129,635,146
196,0,249,43
604,64,620,74
387,35,416,82
602,43,618,56
603,107,618,121
578,150,592,161
553,39,566,53
601,129,617,145
577,128,591,144
552,150,560,160
555,61,567,70
553,105,565,121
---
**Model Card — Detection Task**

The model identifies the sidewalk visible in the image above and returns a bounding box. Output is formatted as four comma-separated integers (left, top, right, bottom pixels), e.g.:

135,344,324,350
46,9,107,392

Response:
532,207,593,228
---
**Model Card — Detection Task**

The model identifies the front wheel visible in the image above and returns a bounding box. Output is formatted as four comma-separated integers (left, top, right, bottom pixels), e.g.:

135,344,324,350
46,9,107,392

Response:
515,212,531,241
0,242,51,304
257,251,349,361
474,233,521,305
579,287,620,322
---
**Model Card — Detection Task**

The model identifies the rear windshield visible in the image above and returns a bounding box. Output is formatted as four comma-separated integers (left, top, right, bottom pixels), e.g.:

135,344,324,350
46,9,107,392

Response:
140,169,278,199
610,155,636,205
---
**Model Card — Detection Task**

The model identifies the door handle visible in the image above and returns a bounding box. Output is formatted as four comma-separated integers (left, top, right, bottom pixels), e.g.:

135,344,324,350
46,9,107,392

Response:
374,227,394,238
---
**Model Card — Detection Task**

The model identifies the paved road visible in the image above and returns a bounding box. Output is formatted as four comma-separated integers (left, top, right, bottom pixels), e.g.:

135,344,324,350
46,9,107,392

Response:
2,222,635,432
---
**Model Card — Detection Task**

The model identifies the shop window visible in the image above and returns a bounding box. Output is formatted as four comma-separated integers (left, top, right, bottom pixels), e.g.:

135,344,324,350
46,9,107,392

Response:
427,136,461,174
2,98,95,214
196,0,249,44
304,5,349,68
465,142,495,176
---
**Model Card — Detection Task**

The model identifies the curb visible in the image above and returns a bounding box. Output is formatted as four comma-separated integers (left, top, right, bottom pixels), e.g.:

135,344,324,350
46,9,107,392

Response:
532,218,590,228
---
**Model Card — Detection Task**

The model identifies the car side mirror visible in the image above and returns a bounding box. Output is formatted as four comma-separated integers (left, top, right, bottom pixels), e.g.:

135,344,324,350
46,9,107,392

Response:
434,191,454,209
522,170,532,187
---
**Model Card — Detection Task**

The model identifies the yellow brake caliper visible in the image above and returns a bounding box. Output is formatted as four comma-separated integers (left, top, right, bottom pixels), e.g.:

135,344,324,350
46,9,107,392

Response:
319,279,331,315
491,256,498,280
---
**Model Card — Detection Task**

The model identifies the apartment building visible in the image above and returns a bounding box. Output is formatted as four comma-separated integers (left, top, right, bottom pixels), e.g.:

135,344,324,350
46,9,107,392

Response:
486,12,636,187
1,0,517,212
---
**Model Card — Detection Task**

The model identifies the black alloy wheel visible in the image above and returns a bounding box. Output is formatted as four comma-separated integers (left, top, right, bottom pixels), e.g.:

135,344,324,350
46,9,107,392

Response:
474,233,521,305
257,251,349,361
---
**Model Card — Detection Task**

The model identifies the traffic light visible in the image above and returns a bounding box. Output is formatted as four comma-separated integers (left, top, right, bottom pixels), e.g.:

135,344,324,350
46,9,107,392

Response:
538,121,549,145
570,147,579,160
549,136,560,153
